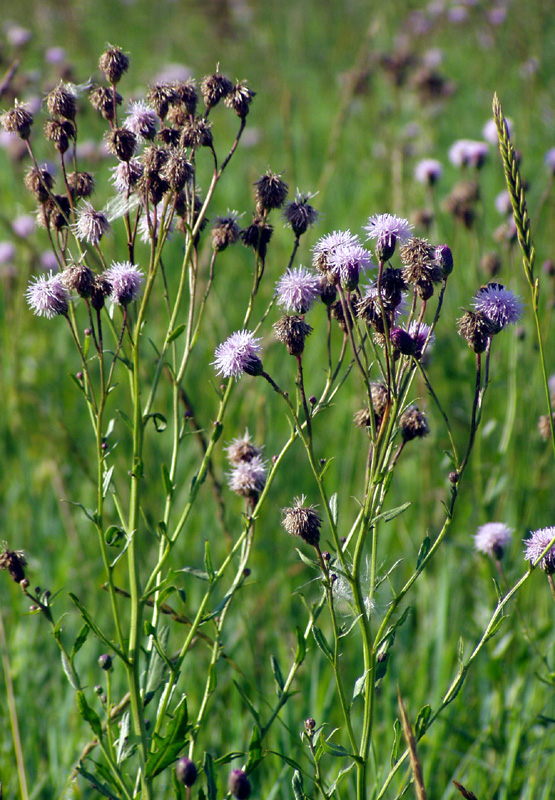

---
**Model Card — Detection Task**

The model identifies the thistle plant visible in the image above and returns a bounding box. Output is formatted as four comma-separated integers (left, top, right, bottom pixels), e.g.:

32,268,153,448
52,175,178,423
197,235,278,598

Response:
2,43,554,800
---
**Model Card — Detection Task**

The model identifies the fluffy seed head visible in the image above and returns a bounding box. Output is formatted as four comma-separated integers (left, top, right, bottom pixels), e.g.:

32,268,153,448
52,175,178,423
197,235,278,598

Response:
226,431,263,465
282,497,322,547
227,455,267,499
74,202,111,245
123,100,158,140
26,271,69,318
110,158,143,194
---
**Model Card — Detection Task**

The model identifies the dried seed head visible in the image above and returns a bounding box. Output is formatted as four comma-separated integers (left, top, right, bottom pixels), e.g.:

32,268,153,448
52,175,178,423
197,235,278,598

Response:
283,191,319,238
224,80,256,118
227,455,267,499
74,201,111,245
43,118,75,154
37,194,71,231
172,79,198,115
89,85,122,122
46,81,77,120
282,497,322,547
371,382,389,417
240,215,273,258
105,127,137,162
1,101,34,139
201,71,233,109
379,267,407,310
67,171,95,199
90,274,112,311
273,314,313,356
254,170,288,212
24,165,54,201
399,405,430,442
354,407,374,429
146,82,179,119
110,158,143,194
400,237,442,288
211,211,241,251
226,431,263,465
330,297,354,332
98,45,129,84
457,309,497,353
159,149,194,192
180,116,213,149
0,543,28,583
62,263,95,298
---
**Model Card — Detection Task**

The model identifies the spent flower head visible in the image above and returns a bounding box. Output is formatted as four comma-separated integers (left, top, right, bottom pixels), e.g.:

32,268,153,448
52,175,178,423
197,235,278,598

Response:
226,431,263,465
524,527,555,573
472,282,523,330
104,261,144,305
213,330,263,378
227,455,267,499
282,496,322,547
275,266,321,313
123,100,158,140
474,522,513,559
74,201,111,245
26,271,69,318
283,190,319,238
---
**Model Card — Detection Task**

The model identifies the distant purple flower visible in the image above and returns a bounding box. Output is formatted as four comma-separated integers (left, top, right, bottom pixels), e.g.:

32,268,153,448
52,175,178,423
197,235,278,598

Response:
472,282,523,329
414,158,443,186
12,214,35,238
494,190,512,215
123,100,158,140
328,243,374,290
449,139,489,168
213,329,263,379
104,261,144,305
0,241,16,264
45,46,66,65
364,214,413,247
75,201,111,245
483,117,512,145
524,526,555,573
408,320,435,355
6,25,32,47
312,229,359,272
447,6,468,23
275,266,321,313
474,522,513,558
544,148,555,175
227,454,268,498
26,271,69,318
110,157,144,194
488,6,507,25
40,250,59,272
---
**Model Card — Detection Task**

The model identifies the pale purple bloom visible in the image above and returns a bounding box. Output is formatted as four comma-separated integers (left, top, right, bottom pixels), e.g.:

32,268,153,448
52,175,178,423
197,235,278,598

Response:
328,243,374,289
488,6,507,25
524,526,555,573
75,201,111,245
414,158,443,186
154,63,193,84
26,271,69,318
364,214,413,246
449,139,489,168
544,148,555,175
472,283,523,328
447,6,468,22
227,454,268,498
6,25,32,47
408,320,435,355
483,117,512,145
495,190,512,215
548,373,555,400
0,241,16,264
110,157,144,194
123,100,158,140
275,266,321,313
12,214,35,238
104,261,144,305
45,46,66,65
40,250,59,272
213,329,263,379
312,229,359,271
422,48,444,68
474,522,513,558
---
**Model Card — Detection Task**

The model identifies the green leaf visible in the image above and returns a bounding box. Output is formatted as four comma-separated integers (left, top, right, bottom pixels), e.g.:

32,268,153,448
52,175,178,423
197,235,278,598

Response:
203,752,217,800
319,457,335,479
245,724,262,771
292,769,305,800
233,681,261,729
61,650,81,690
179,566,210,581
145,412,167,432
329,492,338,525
204,540,214,580
352,669,369,701
104,525,125,547
484,616,505,642
74,764,120,799
116,711,130,765
69,593,125,661
102,465,115,497
294,626,306,666
391,718,402,766
265,750,304,772
312,626,334,663
271,654,285,693
76,691,102,738
371,502,412,525
167,323,186,343
70,624,90,659
416,535,431,569
161,463,173,497
145,626,169,706
145,696,189,779
295,548,318,569
116,408,133,431
415,704,432,739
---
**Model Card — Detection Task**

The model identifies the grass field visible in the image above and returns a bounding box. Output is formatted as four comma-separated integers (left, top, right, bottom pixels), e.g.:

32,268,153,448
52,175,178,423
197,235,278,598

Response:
1,1,555,798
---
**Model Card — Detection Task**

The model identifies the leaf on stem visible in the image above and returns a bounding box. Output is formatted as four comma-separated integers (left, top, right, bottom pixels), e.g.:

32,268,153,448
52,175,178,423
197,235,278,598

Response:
74,764,120,799
370,502,412,526
292,769,305,800
145,695,190,779
312,625,334,663
76,690,103,738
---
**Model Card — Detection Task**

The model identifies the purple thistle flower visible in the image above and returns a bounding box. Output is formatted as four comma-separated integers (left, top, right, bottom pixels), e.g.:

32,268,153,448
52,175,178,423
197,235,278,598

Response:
74,201,111,245
524,526,555,573
227,454,267,498
110,157,144,194
312,229,359,272
104,261,144,305
12,214,35,238
123,100,158,140
474,522,513,559
364,213,413,246
414,158,443,186
448,139,489,169
472,282,523,329
408,320,435,356
328,243,374,290
213,329,263,379
544,148,555,175
26,271,69,318
275,266,321,313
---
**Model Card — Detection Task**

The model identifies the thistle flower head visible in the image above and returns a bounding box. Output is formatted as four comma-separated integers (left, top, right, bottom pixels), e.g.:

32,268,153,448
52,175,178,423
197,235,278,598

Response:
281,496,322,547
474,522,513,559
26,271,69,318
254,170,288,212
399,405,429,442
524,527,555,573
312,229,359,273
201,71,234,109
275,266,321,313
273,314,313,355
104,261,144,305
46,81,78,121
211,210,242,252
213,330,263,378
98,45,130,84
0,542,27,583
414,158,443,186
123,100,158,140
328,243,374,290
226,431,263,465
364,213,413,260
224,80,256,118
283,190,319,238
227,455,267,499
544,148,555,175
1,101,34,139
110,158,144,194
408,320,435,358
74,201,111,245
448,139,489,169
472,283,523,330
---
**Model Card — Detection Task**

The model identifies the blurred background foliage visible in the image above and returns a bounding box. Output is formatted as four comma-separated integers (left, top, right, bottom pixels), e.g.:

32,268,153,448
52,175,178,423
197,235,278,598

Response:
1,0,555,798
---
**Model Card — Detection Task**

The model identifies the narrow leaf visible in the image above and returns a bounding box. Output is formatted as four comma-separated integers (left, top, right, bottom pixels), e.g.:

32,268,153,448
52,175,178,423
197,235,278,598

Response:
271,655,285,693
294,626,306,666
292,769,305,800
145,696,189,778
76,691,102,738
74,765,119,799
232,681,261,729
161,463,173,497
312,626,334,663
167,323,186,343
70,624,90,659
61,650,81,690
203,752,217,800
416,536,431,569
329,492,338,525
245,724,262,771
69,593,124,661
102,465,115,497
371,502,412,525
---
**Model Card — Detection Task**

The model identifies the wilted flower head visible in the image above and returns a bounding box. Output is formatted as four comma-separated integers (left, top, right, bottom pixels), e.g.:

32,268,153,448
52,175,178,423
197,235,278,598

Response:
226,431,263,465
328,243,374,290
524,527,555,573
281,496,322,547
211,210,242,251
399,405,429,442
283,190,319,238
46,81,78,121
213,329,263,378
275,266,321,313
273,314,313,355
26,271,69,318
364,213,414,260
224,80,256,118
312,229,359,273
254,170,288,212
123,100,158,140
111,158,144,193
0,542,27,583
227,454,267,499
74,201,111,245
474,522,513,559
472,282,523,330
457,309,497,352
98,45,130,84
414,158,443,185
201,71,233,109
0,101,34,139
104,261,144,305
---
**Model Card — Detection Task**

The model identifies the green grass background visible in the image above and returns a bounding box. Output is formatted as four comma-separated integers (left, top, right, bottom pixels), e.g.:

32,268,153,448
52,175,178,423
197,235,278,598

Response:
1,0,555,798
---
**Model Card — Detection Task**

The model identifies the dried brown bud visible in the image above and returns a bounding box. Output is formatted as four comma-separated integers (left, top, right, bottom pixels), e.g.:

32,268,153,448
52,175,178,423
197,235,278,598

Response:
282,497,322,547
105,127,137,162
273,314,313,356
89,85,122,122
254,170,288,212
98,45,129,84
201,71,233,109
399,406,430,442
1,102,33,139
46,82,77,120
0,543,27,583
24,166,54,201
